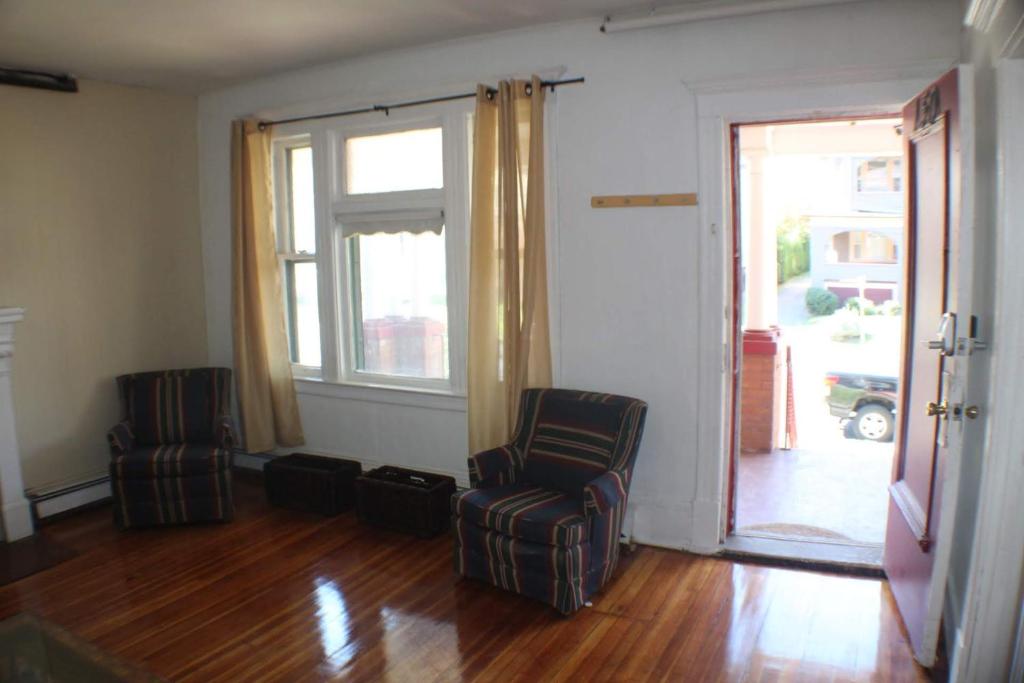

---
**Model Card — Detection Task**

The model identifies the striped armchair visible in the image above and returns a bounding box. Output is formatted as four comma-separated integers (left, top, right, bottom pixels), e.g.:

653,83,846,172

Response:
453,389,648,614
107,368,236,529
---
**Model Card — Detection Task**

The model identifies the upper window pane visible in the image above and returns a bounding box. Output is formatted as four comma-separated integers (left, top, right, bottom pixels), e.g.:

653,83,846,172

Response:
350,230,448,379
288,146,316,254
345,128,443,195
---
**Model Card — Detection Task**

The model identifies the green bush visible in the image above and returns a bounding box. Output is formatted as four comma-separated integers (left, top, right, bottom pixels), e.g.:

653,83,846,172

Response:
881,299,902,316
845,296,879,315
776,216,810,284
806,287,840,316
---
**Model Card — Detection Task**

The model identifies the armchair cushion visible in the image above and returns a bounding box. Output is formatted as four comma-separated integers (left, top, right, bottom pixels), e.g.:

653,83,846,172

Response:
468,445,521,488
582,470,628,517
452,485,587,547
112,444,231,480
521,395,626,499
120,370,225,446
107,420,135,455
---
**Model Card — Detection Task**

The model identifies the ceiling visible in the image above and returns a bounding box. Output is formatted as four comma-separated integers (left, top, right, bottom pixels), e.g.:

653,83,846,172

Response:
0,0,693,93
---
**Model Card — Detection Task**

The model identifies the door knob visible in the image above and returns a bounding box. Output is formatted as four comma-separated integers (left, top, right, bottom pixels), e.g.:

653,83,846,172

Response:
964,405,980,419
926,400,948,417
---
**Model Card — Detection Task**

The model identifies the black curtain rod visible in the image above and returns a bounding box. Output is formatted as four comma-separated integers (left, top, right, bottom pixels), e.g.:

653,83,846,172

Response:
257,76,584,130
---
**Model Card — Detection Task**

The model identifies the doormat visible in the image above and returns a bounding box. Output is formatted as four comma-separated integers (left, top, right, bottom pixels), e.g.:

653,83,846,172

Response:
0,534,76,586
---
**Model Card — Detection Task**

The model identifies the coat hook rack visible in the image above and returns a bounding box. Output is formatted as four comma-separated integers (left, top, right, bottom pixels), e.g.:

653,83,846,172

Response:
591,193,698,208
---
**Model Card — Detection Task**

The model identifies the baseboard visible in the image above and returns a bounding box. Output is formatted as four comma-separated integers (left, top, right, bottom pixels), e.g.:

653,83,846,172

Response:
27,476,112,522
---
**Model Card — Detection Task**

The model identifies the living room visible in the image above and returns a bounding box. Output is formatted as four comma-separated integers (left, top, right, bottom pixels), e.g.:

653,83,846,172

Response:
1,1,1023,681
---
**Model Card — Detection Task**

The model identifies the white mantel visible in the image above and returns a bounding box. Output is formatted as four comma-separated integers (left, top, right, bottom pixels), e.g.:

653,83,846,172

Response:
0,307,34,541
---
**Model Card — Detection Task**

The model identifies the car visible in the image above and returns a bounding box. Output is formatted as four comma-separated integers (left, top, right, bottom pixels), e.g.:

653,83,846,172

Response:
824,371,898,442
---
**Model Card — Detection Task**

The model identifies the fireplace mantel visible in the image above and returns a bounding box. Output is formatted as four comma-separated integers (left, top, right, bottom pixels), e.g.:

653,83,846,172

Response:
0,307,34,541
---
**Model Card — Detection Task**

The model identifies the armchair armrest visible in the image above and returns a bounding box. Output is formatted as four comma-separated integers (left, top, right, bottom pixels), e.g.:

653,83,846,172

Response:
107,420,135,456
583,470,628,517
468,445,521,488
215,414,238,450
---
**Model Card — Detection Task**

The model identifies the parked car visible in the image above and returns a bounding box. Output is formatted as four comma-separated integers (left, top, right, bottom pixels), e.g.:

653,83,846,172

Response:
824,371,898,442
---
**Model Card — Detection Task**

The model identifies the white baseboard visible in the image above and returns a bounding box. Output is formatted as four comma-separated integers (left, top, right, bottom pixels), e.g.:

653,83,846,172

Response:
29,477,112,521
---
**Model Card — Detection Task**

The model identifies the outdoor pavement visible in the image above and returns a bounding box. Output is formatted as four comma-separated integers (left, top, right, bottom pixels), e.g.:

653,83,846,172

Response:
736,276,900,547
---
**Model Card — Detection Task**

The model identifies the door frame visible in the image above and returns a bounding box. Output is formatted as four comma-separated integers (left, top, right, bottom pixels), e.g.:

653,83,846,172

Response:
953,56,1024,682
725,112,904,538
688,60,955,553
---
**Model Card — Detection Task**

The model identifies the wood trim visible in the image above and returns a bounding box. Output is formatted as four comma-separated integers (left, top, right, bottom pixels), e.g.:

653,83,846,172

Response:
590,193,697,208
889,480,931,552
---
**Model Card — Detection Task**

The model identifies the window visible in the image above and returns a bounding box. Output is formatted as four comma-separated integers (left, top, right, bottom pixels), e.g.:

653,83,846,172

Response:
272,104,470,393
856,157,901,193
852,156,903,214
275,143,320,369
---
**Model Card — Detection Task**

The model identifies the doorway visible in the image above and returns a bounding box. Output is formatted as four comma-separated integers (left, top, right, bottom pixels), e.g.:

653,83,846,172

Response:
728,116,906,566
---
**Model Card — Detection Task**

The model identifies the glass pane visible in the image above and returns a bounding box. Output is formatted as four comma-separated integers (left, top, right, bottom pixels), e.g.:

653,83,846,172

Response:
288,146,316,254
287,261,321,367
345,128,443,194
351,230,448,379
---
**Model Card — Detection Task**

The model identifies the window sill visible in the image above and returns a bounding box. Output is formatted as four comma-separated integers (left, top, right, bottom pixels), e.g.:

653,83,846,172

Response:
294,377,467,413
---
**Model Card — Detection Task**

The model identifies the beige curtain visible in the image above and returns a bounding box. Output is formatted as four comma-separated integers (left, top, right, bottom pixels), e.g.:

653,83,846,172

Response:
231,120,304,452
468,76,553,454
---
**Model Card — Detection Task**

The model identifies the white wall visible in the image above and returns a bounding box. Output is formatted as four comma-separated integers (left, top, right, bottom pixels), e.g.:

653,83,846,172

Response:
197,0,960,549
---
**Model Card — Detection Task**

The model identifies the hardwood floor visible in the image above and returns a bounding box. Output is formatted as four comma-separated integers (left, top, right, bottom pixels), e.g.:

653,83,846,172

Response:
0,474,930,682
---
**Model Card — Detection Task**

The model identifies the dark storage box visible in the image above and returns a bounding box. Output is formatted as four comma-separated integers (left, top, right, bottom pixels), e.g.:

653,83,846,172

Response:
264,453,362,515
355,466,457,538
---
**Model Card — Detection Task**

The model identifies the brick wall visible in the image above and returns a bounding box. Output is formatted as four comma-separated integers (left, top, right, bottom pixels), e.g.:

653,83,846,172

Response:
740,329,786,454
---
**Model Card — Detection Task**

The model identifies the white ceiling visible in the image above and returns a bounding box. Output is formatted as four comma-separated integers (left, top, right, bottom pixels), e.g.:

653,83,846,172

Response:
0,0,691,93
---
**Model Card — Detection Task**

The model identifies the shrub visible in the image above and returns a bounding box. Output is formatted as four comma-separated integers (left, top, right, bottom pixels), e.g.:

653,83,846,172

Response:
881,299,902,316
776,216,811,284
806,287,840,316
845,296,879,316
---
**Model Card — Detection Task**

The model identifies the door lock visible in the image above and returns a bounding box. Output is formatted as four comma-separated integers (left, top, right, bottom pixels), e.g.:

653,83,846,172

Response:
926,400,948,417
927,313,957,356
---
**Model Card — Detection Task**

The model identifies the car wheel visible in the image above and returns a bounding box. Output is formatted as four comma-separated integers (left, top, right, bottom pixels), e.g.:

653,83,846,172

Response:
853,404,894,442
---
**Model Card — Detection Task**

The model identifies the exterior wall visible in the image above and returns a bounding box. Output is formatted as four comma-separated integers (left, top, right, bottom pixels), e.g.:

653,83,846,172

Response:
196,0,961,549
0,79,207,491
809,219,904,298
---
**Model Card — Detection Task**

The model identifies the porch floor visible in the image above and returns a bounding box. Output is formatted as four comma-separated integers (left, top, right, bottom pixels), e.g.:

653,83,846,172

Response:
736,441,893,547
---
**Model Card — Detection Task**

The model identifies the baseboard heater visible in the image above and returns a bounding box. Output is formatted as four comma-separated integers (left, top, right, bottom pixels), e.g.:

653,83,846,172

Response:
27,475,111,523
0,67,78,93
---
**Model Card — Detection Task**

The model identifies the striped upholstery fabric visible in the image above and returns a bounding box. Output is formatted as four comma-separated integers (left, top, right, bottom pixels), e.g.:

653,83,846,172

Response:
108,368,236,529
452,485,587,546
118,368,232,446
453,388,647,614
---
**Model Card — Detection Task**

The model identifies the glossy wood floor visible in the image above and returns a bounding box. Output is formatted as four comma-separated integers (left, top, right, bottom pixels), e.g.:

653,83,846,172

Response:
0,475,931,682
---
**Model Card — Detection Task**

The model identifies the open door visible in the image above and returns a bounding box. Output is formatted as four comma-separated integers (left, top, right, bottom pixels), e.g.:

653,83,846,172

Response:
884,69,967,666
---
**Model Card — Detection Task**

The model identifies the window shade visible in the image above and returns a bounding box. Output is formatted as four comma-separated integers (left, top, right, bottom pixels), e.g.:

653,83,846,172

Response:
336,208,444,238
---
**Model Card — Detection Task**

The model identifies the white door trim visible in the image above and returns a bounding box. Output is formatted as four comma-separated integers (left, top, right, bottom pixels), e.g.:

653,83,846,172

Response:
952,56,1024,683
690,66,946,554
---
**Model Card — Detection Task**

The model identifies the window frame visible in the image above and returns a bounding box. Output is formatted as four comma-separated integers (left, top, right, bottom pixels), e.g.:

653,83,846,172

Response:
271,101,472,396
272,135,321,378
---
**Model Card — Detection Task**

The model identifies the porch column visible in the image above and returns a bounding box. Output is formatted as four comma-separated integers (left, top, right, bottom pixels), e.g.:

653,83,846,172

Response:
0,308,34,541
743,127,779,329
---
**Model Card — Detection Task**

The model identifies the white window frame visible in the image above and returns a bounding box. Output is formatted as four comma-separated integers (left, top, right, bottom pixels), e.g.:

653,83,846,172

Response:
271,100,472,396
272,134,321,379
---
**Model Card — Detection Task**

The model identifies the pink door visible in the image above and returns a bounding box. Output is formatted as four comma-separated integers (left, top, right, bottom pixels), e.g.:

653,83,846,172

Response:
884,69,960,664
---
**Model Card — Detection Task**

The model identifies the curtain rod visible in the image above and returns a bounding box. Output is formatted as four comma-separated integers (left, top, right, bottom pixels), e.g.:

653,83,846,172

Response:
257,77,584,130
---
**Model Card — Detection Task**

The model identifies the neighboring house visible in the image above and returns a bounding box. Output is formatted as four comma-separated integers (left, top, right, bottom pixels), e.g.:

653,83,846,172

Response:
806,154,904,304
809,213,903,304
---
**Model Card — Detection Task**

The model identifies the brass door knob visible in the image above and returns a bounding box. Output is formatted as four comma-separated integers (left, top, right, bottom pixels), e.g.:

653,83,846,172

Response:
964,405,980,419
926,400,948,417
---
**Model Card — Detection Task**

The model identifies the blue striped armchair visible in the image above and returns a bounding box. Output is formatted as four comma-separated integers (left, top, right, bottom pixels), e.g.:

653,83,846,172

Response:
107,368,236,529
452,389,648,614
